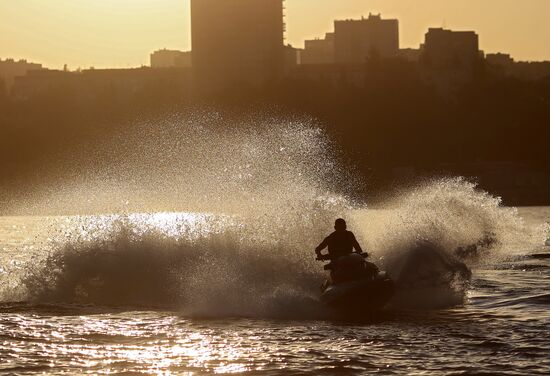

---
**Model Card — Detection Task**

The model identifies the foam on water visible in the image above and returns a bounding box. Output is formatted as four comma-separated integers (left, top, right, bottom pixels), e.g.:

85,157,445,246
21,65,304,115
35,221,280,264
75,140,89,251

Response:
0,112,541,316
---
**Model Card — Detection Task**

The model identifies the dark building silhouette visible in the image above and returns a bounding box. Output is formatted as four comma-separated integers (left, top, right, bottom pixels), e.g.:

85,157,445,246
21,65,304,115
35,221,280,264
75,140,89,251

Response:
419,28,481,96
485,53,515,76
150,49,192,68
421,28,480,70
486,53,514,67
301,33,335,65
486,53,550,81
334,14,399,64
191,0,285,90
0,58,43,91
510,61,550,81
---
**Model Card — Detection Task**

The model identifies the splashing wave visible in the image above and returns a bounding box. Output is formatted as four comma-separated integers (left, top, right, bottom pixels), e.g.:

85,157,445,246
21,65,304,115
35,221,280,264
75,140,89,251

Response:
2,114,537,316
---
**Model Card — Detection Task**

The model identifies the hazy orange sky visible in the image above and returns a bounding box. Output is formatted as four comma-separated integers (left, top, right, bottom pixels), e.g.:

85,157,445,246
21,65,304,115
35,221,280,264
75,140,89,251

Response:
1,0,549,69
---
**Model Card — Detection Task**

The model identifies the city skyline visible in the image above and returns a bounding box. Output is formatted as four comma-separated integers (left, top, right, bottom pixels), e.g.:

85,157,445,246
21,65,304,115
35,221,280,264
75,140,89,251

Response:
1,0,550,69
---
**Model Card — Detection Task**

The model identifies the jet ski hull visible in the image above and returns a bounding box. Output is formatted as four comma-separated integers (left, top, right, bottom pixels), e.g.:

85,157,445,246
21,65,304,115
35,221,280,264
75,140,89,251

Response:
321,273,395,312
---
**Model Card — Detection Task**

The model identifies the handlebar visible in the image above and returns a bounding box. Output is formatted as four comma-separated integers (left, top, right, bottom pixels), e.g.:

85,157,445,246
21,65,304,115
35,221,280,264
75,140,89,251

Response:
315,254,332,261
316,252,369,261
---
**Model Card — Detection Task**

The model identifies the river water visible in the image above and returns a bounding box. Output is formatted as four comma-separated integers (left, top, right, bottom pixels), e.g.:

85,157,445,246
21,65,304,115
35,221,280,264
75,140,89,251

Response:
0,119,549,374
0,204,548,375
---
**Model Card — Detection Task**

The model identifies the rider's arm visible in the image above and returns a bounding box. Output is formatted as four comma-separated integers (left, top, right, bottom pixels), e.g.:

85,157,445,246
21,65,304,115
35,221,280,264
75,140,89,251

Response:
351,232,366,255
315,237,329,255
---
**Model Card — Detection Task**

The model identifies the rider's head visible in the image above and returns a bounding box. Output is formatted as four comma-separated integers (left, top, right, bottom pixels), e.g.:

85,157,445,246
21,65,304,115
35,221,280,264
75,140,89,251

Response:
334,218,347,231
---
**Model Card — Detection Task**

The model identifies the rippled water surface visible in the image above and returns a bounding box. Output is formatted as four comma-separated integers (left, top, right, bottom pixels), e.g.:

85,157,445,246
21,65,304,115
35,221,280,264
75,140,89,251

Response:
1,206,549,375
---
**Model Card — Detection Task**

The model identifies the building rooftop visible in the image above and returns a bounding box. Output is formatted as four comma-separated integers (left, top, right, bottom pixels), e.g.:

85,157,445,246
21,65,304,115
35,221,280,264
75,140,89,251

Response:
336,13,396,23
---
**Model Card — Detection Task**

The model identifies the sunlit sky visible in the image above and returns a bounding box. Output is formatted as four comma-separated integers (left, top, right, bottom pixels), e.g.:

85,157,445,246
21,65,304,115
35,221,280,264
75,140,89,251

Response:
1,0,549,69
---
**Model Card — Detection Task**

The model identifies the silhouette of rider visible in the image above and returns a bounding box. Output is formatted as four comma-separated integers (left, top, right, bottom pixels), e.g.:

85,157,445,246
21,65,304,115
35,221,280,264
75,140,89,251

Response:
315,218,366,260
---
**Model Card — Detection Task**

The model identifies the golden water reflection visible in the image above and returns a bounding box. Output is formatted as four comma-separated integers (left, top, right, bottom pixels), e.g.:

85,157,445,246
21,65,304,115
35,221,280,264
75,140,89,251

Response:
38,316,266,374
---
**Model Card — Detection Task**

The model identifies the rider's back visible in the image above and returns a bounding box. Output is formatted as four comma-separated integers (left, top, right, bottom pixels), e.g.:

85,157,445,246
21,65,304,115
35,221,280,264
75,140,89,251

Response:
326,230,357,259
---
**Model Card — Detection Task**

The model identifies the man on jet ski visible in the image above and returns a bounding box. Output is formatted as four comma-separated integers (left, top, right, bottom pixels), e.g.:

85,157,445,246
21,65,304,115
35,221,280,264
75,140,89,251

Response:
315,218,366,261
315,218,374,284
315,220,394,310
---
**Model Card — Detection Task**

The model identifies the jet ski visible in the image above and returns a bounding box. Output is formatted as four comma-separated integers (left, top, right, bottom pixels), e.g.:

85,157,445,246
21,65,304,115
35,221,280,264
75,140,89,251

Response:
317,253,395,313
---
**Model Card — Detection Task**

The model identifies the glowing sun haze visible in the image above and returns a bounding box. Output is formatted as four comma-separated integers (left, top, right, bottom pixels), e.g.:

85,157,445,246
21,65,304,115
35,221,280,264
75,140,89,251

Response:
1,0,549,69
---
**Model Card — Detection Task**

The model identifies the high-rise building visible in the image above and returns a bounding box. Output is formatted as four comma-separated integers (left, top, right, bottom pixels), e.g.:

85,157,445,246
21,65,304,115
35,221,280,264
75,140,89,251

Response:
421,28,480,70
334,14,399,64
191,0,285,89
